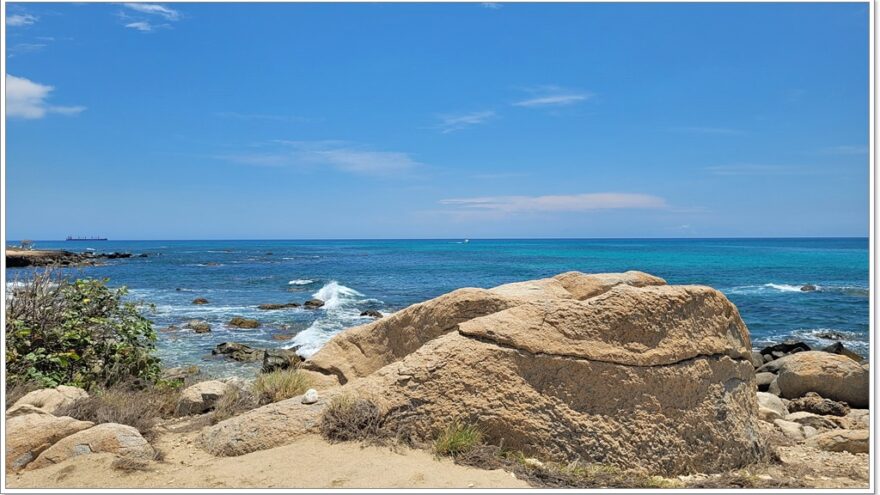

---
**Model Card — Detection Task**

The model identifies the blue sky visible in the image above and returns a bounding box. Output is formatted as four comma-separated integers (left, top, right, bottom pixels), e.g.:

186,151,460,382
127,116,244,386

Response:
5,2,870,239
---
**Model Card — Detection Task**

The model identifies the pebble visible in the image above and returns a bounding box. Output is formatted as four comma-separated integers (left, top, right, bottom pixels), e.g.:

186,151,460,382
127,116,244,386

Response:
302,388,319,404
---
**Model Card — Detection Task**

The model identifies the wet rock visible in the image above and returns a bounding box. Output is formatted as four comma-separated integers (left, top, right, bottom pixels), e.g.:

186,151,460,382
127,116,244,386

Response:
271,334,294,341
183,320,212,333
261,349,302,373
759,342,810,361
192,297,209,305
228,317,261,329
360,310,383,318
303,299,325,309
158,324,180,333
257,303,301,310
212,342,263,362
800,284,817,292
816,331,847,340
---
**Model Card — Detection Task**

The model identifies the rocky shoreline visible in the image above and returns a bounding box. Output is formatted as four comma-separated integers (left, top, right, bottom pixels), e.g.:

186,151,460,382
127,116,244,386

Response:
6,248,147,268
5,271,870,488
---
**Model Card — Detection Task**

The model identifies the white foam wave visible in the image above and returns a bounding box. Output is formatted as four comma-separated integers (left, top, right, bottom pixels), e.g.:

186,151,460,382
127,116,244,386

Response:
288,279,315,286
764,283,805,292
312,281,363,309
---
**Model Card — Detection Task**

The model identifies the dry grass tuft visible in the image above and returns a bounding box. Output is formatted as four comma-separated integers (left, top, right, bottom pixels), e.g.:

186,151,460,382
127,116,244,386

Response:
252,369,311,404
110,457,152,473
320,394,383,442
210,386,260,424
55,384,180,441
432,418,484,457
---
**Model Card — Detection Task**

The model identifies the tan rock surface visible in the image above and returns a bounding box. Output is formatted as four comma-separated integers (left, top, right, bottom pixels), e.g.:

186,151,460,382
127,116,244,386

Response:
28,423,155,470
769,352,868,407
6,414,94,471
805,429,869,454
11,385,88,415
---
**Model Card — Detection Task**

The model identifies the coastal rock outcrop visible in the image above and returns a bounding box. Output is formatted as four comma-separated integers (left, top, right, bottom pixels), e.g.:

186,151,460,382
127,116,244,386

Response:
177,380,233,415
304,299,325,309
10,385,88,415
6,414,94,471
758,351,868,408
183,320,212,333
27,423,155,470
228,317,261,329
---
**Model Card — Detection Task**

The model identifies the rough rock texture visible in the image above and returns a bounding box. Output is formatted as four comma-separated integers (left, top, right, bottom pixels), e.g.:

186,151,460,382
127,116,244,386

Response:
302,271,666,385
5,403,53,419
198,392,335,456
757,392,788,417
805,430,869,454
177,381,232,415
787,392,850,417
183,320,212,333
10,386,88,415
341,280,765,475
6,414,94,471
773,419,814,442
786,411,838,431
28,423,155,470
760,352,868,408
228,317,261,329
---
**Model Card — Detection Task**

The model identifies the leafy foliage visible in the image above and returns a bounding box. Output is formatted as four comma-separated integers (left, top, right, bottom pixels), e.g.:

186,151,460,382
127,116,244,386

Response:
6,270,161,389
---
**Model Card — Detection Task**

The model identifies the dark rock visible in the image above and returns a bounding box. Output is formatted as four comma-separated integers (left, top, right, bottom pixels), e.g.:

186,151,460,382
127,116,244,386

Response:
360,310,383,319
137,253,149,258
261,349,302,373
817,331,847,340
257,303,301,310
787,392,850,417
183,320,212,333
104,252,132,259
212,342,263,362
759,342,810,360
820,342,863,363
800,284,817,292
228,317,261,329
755,372,775,392
265,252,273,256
192,298,210,305
304,299,325,309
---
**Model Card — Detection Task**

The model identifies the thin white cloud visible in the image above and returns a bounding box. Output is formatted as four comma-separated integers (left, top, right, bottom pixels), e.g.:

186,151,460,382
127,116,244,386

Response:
481,3,502,9
6,75,86,119
439,193,667,214
125,21,154,32
222,141,422,176
513,86,593,108
7,14,37,26
820,145,868,155
436,110,496,133
123,3,181,21
669,126,744,136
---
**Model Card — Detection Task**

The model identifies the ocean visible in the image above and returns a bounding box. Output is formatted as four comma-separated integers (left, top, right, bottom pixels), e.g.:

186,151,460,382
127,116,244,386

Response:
4,238,870,377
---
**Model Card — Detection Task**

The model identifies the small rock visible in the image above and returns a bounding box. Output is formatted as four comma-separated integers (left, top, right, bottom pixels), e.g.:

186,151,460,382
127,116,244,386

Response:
228,317,261,329
161,365,201,383
755,372,775,392
758,342,811,361
304,299,325,309
773,418,809,442
360,310,383,318
800,284,817,292
192,297,209,305
750,351,764,368
757,391,788,417
787,392,850,417
257,303,301,310
301,389,319,404
758,406,783,423
6,414,94,471
816,331,847,340
158,325,179,333
183,320,212,333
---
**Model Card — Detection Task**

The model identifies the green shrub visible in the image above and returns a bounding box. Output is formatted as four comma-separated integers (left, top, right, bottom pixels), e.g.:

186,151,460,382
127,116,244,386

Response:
252,368,311,404
6,270,161,389
433,418,484,457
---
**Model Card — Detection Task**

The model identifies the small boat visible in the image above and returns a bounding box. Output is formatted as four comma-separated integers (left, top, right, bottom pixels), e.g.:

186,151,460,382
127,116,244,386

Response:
463,239,470,243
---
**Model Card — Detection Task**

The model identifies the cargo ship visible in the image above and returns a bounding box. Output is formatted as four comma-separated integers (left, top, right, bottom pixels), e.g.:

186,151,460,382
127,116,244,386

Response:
66,236,108,241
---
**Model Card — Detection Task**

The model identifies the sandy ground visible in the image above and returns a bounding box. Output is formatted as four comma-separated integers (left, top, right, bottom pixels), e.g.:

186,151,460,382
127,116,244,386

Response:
7,431,529,489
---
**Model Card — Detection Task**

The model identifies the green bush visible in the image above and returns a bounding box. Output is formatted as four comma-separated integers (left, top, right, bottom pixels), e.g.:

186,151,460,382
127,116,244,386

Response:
5,270,161,389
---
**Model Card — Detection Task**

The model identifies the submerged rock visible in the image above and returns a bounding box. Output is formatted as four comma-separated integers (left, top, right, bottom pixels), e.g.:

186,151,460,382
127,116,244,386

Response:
360,310,383,318
192,297,209,305
800,284,817,292
257,302,301,310
303,299,325,309
183,320,212,333
213,342,263,362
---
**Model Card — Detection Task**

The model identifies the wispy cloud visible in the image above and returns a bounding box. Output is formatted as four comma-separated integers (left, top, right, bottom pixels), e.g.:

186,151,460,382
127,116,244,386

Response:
481,3,502,9
669,126,744,136
820,145,868,155
439,193,667,214
121,3,181,32
125,21,156,32
9,43,48,57
221,141,423,177
6,74,86,119
123,3,181,21
513,86,593,108
215,111,310,123
705,164,811,176
435,110,496,133
6,13,37,27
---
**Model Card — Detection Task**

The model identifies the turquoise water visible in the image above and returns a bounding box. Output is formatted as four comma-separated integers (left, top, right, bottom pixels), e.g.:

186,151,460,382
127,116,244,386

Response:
6,238,869,377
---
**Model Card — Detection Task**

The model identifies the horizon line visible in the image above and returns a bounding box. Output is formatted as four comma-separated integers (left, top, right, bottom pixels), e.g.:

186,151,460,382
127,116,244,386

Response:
5,236,870,243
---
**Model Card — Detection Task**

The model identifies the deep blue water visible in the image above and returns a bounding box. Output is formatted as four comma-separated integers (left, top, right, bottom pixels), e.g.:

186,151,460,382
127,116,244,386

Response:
6,238,870,377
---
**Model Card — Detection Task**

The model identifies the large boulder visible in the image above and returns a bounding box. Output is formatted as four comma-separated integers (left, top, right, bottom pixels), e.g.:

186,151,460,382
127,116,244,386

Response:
198,392,335,456
176,380,233,415
27,423,155,470
6,414,94,471
760,351,868,407
301,271,666,386
805,429,869,454
10,385,88,415
345,282,765,475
